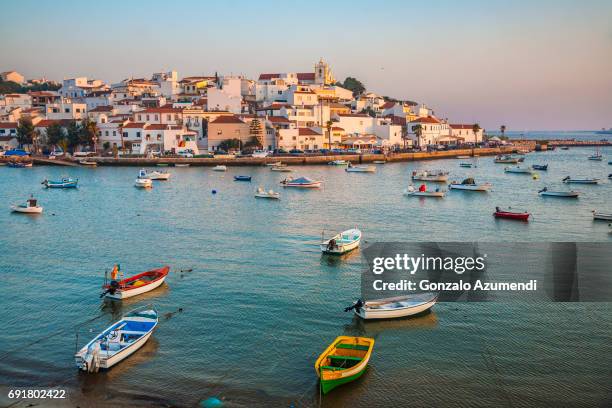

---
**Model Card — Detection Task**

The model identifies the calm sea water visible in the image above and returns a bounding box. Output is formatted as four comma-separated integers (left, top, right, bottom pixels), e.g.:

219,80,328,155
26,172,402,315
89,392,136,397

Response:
491,130,611,141
0,147,610,407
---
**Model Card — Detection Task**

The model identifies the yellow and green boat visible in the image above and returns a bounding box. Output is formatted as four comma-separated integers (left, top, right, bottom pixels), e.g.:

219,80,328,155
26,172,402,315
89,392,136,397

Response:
314,336,375,394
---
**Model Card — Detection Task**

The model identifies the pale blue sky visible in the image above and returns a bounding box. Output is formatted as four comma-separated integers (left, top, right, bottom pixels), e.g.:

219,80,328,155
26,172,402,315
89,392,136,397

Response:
1,0,611,130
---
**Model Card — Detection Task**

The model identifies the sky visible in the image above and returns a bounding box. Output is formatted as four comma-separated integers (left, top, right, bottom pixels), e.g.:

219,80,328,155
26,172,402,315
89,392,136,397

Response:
1,0,611,130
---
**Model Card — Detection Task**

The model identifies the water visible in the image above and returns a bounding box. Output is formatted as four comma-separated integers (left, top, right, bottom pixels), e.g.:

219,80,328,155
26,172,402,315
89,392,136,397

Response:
0,147,610,407
490,130,610,141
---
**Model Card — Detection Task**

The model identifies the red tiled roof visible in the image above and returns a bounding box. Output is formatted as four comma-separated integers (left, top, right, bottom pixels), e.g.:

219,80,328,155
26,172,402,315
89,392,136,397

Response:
256,103,291,111
89,106,113,113
122,122,146,129
410,116,440,124
0,122,18,128
145,124,171,130
385,114,407,126
140,107,183,113
298,128,322,136
297,73,315,81
28,91,56,97
0,135,16,141
337,113,370,118
381,101,395,110
211,115,245,124
450,124,477,130
331,126,344,131
35,119,74,127
258,73,280,80
267,116,291,123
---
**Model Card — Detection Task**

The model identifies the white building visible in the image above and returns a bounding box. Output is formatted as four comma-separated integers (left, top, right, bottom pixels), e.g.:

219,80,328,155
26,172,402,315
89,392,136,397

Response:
277,127,325,151
333,113,403,147
0,122,19,150
449,124,483,144
59,77,107,98
45,101,87,120
152,71,180,98
406,116,450,146
207,76,244,113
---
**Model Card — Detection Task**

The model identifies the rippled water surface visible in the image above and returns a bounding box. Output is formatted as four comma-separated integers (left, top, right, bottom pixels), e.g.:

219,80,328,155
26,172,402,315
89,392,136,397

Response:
0,147,610,407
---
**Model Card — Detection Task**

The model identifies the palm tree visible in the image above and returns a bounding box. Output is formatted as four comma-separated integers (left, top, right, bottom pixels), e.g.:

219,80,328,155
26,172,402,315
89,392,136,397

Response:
500,125,506,140
80,119,99,154
411,124,423,148
472,123,482,144
326,120,334,150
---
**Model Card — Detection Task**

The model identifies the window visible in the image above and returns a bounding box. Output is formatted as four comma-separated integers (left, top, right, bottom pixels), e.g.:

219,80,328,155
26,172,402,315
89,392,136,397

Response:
136,131,141,138
123,132,128,138
0,129,4,134
105,131,109,136
65,108,70,113
155,115,159,121
138,115,142,121
146,115,150,121
146,134,151,141
112,131,116,136
217,130,222,135
167,114,171,121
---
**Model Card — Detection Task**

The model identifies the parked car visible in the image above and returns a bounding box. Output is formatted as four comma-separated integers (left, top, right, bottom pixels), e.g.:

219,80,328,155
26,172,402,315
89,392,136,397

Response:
346,148,362,154
273,148,289,155
252,150,271,158
289,149,304,155
177,150,194,158
73,151,95,158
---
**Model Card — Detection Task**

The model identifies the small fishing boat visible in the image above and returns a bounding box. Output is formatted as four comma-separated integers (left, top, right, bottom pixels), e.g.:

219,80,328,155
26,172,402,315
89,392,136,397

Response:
560,146,569,150
449,178,491,192
411,170,449,182
456,155,470,159
234,175,252,182
328,160,348,166
403,185,445,197
562,176,600,184
588,147,603,161
11,196,43,214
538,187,579,198
505,166,533,174
138,169,170,180
494,155,519,164
7,161,32,168
266,161,282,167
280,176,322,188
42,177,78,188
254,187,280,199
320,228,362,255
345,164,376,173
212,165,227,171
345,292,438,320
459,163,474,168
74,307,158,372
592,211,612,221
373,160,386,164
79,160,97,166
175,163,190,167
134,178,152,188
493,207,530,221
101,266,170,300
156,163,169,167
314,336,375,394
271,165,292,172
532,164,548,171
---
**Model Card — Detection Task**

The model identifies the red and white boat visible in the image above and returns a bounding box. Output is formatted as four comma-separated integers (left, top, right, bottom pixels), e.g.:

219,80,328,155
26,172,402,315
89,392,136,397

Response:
493,208,530,221
102,266,169,300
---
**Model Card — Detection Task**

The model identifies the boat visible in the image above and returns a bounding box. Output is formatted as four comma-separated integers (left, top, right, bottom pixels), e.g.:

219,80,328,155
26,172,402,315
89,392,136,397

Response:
212,165,227,171
403,185,445,197
411,170,449,182
314,336,375,394
266,161,282,167
138,169,170,180
254,187,280,199
592,211,612,221
174,163,190,167
448,178,491,192
560,146,569,150
345,292,438,320
134,178,152,188
531,164,548,171
504,166,533,174
42,177,78,188
156,163,169,167
11,196,43,214
280,176,322,188
493,207,530,221
456,155,470,159
320,228,362,255
271,165,292,172
373,160,386,164
328,160,348,166
494,155,519,164
588,147,603,161
234,175,252,182
74,307,158,372
459,163,474,168
538,187,579,198
345,164,376,173
7,161,32,168
562,176,600,184
79,160,97,166
252,150,270,158
101,266,170,300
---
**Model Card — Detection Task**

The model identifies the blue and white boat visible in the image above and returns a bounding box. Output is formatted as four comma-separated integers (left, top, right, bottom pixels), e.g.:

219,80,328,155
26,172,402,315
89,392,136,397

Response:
531,164,548,171
75,307,158,372
234,175,252,181
42,177,78,188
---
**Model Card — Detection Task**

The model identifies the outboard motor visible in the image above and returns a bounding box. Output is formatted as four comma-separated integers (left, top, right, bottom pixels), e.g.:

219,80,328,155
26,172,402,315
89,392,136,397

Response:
327,238,337,251
344,299,364,313
108,280,120,295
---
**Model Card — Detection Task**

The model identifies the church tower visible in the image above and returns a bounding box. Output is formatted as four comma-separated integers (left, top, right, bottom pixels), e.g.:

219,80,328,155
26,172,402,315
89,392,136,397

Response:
314,58,335,85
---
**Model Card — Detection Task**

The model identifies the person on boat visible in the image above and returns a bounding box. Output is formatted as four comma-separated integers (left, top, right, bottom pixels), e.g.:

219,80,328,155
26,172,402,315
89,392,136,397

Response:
111,264,120,281
495,206,501,213
419,184,426,192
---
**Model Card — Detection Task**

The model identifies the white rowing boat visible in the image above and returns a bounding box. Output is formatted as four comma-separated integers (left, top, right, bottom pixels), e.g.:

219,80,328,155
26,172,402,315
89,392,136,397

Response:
346,292,438,320
505,166,533,174
138,169,170,180
592,211,612,221
266,161,282,167
562,177,600,184
328,160,348,166
75,307,158,372
212,165,227,171
255,187,280,199
346,165,376,173
538,188,579,198
411,170,449,182
280,176,322,188
134,178,152,188
175,163,190,167
403,186,445,197
449,178,491,192
320,228,361,254
271,165,292,172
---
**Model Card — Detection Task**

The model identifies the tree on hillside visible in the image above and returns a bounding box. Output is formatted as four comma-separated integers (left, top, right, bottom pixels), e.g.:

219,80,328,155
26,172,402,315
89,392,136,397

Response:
360,107,376,118
341,77,366,97
16,117,35,148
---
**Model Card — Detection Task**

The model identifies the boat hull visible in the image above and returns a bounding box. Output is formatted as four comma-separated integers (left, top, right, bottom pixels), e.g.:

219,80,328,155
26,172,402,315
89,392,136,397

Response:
449,183,491,192
320,229,361,254
404,189,445,197
104,266,169,300
563,179,600,184
412,175,448,182
11,205,43,214
356,295,438,320
494,211,529,221
255,193,280,199
346,166,376,173
593,212,612,221
539,191,579,198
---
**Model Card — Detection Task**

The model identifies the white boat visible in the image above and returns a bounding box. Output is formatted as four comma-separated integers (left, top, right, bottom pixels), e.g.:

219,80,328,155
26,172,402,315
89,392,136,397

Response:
456,155,471,159
320,228,362,255
538,188,579,198
74,307,158,372
11,197,43,214
254,187,280,199
271,165,292,172
328,160,348,166
347,292,438,320
494,155,519,164
403,185,445,197
588,147,603,161
79,160,97,166
345,164,376,173
134,178,153,188
592,211,612,221
373,160,386,164
138,169,170,180
266,161,282,167
411,170,449,182
562,176,600,184
504,166,533,174
212,165,227,171
280,176,322,188
449,178,491,192
252,150,270,158
459,163,474,168
175,163,190,167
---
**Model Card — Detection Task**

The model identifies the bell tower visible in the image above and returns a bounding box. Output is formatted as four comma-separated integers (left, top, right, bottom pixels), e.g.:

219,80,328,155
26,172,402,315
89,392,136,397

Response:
314,58,334,85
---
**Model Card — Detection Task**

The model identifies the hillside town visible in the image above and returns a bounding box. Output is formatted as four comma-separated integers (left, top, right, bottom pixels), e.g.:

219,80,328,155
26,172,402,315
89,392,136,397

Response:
0,60,484,156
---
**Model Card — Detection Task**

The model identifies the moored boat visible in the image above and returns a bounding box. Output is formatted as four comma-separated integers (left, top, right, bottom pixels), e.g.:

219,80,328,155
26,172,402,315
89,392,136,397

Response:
212,165,227,171
11,196,43,214
532,164,548,171
494,155,519,164
504,166,533,174
538,187,579,198
7,161,32,168
562,176,600,184
459,163,474,168
560,146,569,150
328,160,348,166
314,336,375,394
588,154,603,161
139,169,170,180
174,163,190,167
448,178,491,192
320,228,362,255
42,177,78,188
403,185,445,197
266,161,282,167
254,187,280,199
79,160,97,166
493,207,530,221
345,164,376,173
345,292,438,320
134,178,153,188
74,307,158,372
101,266,170,300
592,211,612,221
270,165,292,172
234,175,252,181
373,160,386,164
411,170,449,182
456,155,470,159
280,176,322,188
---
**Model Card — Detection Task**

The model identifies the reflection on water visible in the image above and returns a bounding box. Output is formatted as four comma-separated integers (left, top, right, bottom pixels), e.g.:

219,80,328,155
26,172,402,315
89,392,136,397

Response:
343,310,439,337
